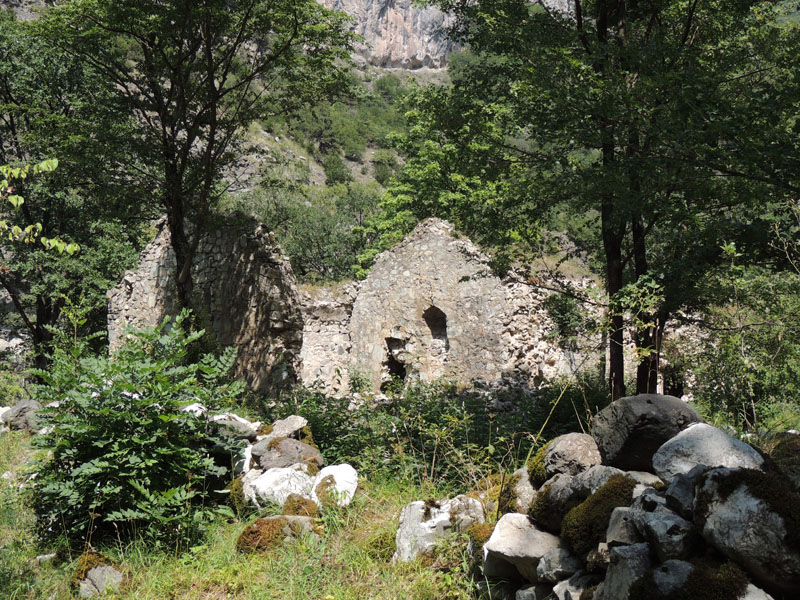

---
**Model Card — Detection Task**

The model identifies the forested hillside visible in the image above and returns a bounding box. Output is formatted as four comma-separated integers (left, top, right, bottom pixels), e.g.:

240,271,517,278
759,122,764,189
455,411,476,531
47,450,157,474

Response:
1,1,799,599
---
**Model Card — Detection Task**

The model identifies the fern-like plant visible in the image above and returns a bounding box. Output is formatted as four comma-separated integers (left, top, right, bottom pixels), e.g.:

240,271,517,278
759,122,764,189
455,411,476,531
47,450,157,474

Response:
30,310,244,549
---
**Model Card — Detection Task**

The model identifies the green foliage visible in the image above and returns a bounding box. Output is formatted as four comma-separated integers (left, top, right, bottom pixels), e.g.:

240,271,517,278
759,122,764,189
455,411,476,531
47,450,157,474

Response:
543,293,591,349
692,259,800,431
229,182,382,282
323,153,353,185
30,311,244,548
380,0,800,396
271,376,607,489
371,149,398,186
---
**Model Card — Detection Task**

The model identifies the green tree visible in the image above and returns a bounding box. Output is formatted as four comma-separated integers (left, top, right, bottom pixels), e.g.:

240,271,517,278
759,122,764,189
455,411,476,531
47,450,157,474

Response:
41,0,357,307
0,11,148,368
377,0,799,398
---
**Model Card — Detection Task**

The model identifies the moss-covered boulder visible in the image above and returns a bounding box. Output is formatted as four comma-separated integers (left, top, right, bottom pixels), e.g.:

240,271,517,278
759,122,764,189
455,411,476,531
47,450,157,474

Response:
282,493,319,517
561,474,637,557
235,515,316,553
73,551,125,598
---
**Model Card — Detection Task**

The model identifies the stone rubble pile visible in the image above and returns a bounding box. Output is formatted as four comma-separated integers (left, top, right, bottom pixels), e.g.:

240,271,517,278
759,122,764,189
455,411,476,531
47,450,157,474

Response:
393,394,800,600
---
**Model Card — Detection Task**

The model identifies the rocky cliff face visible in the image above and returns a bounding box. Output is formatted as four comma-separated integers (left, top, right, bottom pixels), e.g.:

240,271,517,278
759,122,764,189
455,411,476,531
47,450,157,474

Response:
321,0,454,69
0,0,50,21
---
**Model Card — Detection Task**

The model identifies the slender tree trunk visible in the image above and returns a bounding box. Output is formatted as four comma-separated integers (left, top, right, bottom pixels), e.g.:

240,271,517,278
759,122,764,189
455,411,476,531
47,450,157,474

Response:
603,216,626,400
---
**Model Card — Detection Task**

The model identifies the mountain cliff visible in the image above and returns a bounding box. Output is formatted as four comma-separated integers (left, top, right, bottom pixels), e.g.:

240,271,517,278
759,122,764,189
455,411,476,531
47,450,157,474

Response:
321,0,454,69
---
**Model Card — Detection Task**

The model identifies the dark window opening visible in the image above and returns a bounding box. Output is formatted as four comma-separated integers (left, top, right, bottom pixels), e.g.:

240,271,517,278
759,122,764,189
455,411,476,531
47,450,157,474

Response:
423,305,449,351
381,337,407,392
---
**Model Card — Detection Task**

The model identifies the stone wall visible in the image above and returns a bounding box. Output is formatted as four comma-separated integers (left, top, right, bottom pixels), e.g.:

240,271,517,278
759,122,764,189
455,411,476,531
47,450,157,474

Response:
107,218,304,392
110,217,701,398
300,219,602,394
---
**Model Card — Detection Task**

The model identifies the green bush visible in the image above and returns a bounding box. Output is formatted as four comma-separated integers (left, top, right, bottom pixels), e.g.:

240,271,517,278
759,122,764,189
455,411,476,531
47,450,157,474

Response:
270,376,607,489
31,310,244,548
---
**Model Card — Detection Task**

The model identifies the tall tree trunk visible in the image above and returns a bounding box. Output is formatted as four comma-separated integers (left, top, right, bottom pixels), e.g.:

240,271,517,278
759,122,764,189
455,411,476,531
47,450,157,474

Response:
164,159,194,309
603,213,626,400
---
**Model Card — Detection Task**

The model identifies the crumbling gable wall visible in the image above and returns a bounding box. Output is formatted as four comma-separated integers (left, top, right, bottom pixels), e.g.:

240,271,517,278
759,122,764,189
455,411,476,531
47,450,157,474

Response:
300,219,601,394
107,218,304,392
348,219,511,391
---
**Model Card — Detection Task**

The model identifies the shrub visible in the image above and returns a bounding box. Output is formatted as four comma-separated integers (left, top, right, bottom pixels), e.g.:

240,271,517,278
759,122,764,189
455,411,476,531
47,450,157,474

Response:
31,310,244,548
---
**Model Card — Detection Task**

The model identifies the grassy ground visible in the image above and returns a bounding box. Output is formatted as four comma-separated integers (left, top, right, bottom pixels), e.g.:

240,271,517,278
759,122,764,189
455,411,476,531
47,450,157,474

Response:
0,432,478,600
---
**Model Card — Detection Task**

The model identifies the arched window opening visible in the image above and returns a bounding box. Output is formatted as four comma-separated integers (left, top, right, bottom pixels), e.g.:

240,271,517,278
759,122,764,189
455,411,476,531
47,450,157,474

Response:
423,305,449,352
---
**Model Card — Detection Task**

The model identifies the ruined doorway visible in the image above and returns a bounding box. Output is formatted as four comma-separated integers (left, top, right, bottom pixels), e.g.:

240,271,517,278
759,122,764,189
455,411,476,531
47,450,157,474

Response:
381,336,407,392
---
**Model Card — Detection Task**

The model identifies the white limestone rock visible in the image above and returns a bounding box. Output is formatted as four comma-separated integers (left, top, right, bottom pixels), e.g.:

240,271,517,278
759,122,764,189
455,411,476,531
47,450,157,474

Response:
483,513,563,583
394,495,484,562
242,467,314,508
312,464,359,507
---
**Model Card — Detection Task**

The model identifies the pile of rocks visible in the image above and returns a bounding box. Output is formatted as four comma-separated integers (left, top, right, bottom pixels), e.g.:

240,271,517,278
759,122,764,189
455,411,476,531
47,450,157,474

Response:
185,408,360,530
394,394,800,600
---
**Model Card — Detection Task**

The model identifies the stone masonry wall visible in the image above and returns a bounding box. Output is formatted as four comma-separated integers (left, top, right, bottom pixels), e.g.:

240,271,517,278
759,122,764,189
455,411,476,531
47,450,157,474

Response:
107,218,304,392
300,219,602,394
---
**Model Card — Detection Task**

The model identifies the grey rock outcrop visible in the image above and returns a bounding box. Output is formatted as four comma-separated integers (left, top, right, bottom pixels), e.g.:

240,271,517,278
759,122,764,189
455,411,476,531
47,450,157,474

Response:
321,0,454,68
483,513,563,582
592,394,703,471
652,423,764,484
394,495,484,562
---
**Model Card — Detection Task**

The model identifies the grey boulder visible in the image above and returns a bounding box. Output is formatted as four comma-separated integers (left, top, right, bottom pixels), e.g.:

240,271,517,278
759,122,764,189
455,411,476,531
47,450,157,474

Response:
652,423,764,484
516,583,555,600
536,547,583,583
483,513,563,582
650,559,693,596
552,571,597,600
3,398,42,432
603,543,652,600
606,507,643,547
592,394,702,471
251,437,323,470
544,433,602,478
77,564,125,598
696,467,800,595
640,511,695,561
